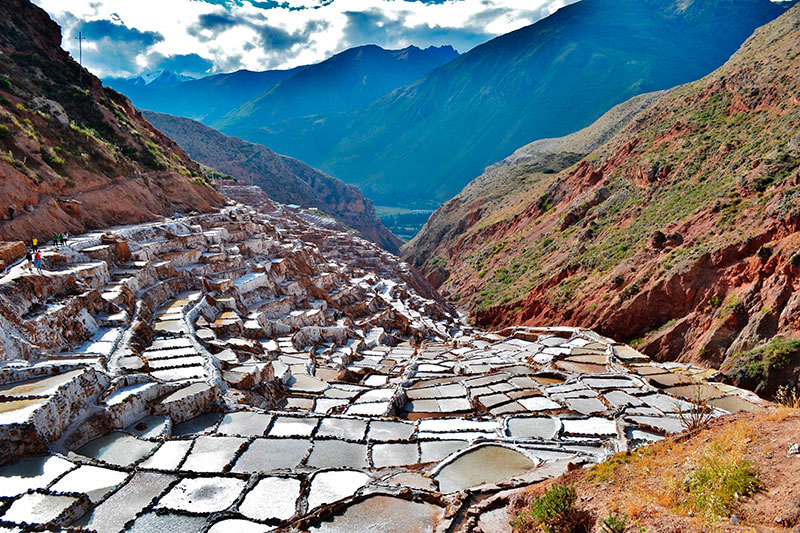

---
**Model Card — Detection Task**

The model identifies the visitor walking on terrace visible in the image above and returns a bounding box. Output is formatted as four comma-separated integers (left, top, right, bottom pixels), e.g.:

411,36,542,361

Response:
53,233,60,249
24,249,32,271
33,251,43,274
7,205,14,220
63,232,69,248
32,237,38,252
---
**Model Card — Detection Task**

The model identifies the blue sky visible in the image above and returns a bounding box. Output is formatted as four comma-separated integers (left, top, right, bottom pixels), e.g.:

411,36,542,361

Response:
34,0,576,78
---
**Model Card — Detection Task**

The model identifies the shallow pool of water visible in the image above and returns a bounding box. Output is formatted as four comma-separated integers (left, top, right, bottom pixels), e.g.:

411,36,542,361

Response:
76,432,158,467
308,494,444,533
434,445,536,492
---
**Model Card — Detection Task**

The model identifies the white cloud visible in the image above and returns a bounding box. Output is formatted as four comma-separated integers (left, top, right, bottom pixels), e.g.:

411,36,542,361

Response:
33,0,576,77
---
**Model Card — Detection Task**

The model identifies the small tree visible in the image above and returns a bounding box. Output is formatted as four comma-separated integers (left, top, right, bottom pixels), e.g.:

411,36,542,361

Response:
676,384,714,431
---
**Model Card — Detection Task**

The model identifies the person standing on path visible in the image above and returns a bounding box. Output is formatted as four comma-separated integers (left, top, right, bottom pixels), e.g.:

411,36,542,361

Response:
32,237,38,252
25,249,32,271
33,251,43,274
7,205,14,220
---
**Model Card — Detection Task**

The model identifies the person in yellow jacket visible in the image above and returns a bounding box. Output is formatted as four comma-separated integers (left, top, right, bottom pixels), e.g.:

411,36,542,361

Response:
32,237,38,252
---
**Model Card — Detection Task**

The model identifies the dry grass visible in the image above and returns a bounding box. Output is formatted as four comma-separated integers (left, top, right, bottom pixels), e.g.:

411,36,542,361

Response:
583,421,758,527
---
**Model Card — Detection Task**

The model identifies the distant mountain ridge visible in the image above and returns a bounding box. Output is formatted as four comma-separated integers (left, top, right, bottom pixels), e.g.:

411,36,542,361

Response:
144,111,402,254
106,70,196,89
106,44,458,135
217,0,788,209
215,44,459,131
104,66,306,124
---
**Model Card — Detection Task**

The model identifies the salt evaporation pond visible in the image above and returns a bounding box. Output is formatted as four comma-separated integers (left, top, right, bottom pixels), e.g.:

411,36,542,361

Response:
0,491,78,525
75,432,158,466
74,472,176,533
239,476,300,521
0,455,74,497
306,470,370,510
434,445,536,492
308,495,444,533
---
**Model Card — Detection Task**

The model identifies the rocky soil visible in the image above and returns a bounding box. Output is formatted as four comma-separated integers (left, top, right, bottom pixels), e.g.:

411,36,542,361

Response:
0,0,223,245
406,4,800,393
507,409,800,532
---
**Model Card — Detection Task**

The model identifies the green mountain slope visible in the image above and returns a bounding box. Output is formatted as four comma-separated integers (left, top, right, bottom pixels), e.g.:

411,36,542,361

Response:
221,0,787,209
144,111,401,253
407,3,800,380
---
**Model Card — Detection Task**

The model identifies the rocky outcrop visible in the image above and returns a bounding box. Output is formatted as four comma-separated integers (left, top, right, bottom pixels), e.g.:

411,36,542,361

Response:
406,4,800,389
0,0,223,245
143,111,402,253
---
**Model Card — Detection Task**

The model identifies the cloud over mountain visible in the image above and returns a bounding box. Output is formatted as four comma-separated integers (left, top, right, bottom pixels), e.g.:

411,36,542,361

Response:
33,0,576,77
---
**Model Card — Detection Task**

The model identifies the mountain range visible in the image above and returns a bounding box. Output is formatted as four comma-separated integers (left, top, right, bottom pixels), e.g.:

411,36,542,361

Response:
103,67,305,125
106,70,195,89
407,2,800,392
105,44,458,134
215,0,787,208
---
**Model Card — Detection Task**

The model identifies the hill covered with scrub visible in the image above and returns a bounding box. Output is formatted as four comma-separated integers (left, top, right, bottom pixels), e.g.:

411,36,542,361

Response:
0,0,223,243
406,3,800,396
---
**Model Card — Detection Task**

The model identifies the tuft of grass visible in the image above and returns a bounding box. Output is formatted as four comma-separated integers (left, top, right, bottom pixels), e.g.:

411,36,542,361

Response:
41,147,65,168
588,452,638,483
600,511,628,533
774,385,800,409
683,448,759,522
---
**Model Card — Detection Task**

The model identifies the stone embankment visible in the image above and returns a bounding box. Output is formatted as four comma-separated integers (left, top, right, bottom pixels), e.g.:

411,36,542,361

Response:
0,186,766,532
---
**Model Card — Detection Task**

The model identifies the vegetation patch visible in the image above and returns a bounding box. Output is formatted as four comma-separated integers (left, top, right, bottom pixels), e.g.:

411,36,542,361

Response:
513,481,587,533
733,335,800,380
683,444,759,522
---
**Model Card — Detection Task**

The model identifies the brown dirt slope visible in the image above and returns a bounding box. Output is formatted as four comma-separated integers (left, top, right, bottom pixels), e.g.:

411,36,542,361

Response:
509,409,800,532
0,0,223,244
144,111,402,254
406,4,800,384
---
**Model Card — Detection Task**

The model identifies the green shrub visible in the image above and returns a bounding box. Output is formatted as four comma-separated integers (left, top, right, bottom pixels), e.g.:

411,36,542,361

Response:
737,335,800,379
42,148,65,168
0,124,11,138
601,511,628,533
0,77,12,92
513,481,585,533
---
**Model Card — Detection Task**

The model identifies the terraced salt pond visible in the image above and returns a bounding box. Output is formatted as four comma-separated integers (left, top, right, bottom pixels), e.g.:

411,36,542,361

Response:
0,198,769,532
434,444,537,492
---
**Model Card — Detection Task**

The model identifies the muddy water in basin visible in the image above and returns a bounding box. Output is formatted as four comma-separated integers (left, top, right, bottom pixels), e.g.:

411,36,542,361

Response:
308,495,444,533
434,445,535,493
